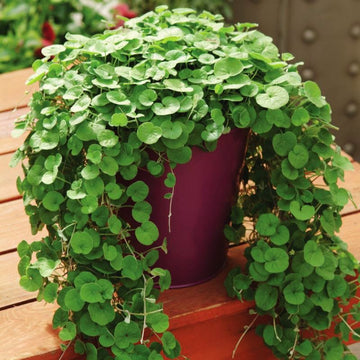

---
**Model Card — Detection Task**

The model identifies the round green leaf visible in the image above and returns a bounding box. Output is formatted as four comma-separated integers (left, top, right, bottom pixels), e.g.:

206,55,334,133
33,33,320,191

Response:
42,191,65,211
71,231,94,255
255,213,280,236
270,225,290,245
264,248,289,273
80,282,103,303
64,288,85,311
127,181,149,202
43,282,59,303
288,144,309,169
42,44,66,57
20,268,43,292
137,122,162,144
290,201,315,221
106,90,130,105
135,221,159,245
59,321,77,341
110,113,128,127
291,107,310,126
284,281,305,305
304,240,325,267
139,89,158,106
161,120,183,139
114,322,141,349
70,94,91,113
163,79,193,92
152,96,180,116
272,132,297,156
167,146,192,164
147,312,169,333
214,57,243,78
326,275,348,298
304,81,327,108
88,301,115,325
255,283,278,311
97,129,118,148
256,86,289,109
132,201,152,223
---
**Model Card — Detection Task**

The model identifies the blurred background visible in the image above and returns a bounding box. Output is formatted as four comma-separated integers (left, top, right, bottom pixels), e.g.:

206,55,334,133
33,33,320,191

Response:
1,0,359,160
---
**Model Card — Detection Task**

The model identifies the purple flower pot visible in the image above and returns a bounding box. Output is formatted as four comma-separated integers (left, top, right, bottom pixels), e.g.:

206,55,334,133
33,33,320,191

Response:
134,129,248,288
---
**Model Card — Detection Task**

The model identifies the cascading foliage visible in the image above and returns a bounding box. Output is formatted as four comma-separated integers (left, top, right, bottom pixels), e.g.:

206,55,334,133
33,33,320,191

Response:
12,6,359,360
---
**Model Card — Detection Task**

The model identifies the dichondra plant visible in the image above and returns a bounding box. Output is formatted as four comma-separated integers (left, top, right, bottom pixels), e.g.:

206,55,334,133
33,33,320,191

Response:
12,6,360,360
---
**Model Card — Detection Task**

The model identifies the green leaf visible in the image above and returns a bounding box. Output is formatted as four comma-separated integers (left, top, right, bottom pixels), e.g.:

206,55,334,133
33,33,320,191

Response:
110,113,128,127
106,90,130,105
127,181,149,202
281,159,299,180
326,275,348,298
88,301,115,325
132,201,152,223
71,231,94,255
270,225,290,245
152,97,180,116
147,161,164,176
80,282,104,303
20,268,42,292
291,107,310,126
164,173,176,188
135,221,159,245
64,288,85,311
255,283,278,311
255,213,280,236
137,122,162,144
74,271,97,288
42,191,65,211
32,258,59,277
59,321,77,341
167,146,192,164
42,44,66,57
114,322,141,349
52,308,68,329
81,164,100,180
70,94,91,112
163,79,193,92
97,129,118,148
161,120,183,139
214,57,243,78
272,132,297,156
256,86,289,109
122,256,143,280
108,215,122,234
139,89,158,106
290,201,315,221
250,240,270,263
304,240,325,267
304,81,327,108
264,248,289,273
99,156,119,176
284,281,305,305
288,144,309,169
147,313,169,333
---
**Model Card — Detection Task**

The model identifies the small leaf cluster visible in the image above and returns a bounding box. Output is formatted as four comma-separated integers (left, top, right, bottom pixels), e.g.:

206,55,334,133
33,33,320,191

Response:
12,6,359,360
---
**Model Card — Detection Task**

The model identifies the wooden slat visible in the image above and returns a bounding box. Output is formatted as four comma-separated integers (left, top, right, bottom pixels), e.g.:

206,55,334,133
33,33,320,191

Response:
342,161,360,214
0,107,29,154
0,199,46,253
0,252,34,308
0,153,22,202
339,212,360,258
0,68,37,112
0,301,64,360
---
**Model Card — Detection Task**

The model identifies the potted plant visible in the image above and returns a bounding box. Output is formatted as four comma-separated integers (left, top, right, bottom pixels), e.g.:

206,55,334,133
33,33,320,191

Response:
12,6,359,360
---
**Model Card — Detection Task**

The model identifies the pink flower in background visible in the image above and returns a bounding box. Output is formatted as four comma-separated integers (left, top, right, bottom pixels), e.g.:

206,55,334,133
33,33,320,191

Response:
113,3,137,27
35,22,56,57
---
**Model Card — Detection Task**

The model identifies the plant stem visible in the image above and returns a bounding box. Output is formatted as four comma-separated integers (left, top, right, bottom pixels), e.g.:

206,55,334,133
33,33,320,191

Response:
232,313,259,359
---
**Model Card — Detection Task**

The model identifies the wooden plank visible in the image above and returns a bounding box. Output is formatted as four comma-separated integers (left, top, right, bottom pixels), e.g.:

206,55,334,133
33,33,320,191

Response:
0,107,29,154
342,161,360,214
0,252,34,308
339,212,360,258
0,301,66,360
0,152,22,202
0,199,46,253
0,68,37,112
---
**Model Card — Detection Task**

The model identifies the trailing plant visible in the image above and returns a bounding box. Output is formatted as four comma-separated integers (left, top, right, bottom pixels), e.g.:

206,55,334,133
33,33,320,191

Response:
12,6,360,360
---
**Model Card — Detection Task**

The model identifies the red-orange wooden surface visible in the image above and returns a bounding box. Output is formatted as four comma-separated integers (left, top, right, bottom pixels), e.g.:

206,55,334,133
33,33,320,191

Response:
0,69,359,360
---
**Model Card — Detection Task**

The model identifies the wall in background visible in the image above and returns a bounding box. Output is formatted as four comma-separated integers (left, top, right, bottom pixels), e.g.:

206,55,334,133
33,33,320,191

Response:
233,0,360,161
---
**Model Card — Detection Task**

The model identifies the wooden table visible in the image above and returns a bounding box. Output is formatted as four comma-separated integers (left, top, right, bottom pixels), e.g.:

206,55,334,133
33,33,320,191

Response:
1,69,360,360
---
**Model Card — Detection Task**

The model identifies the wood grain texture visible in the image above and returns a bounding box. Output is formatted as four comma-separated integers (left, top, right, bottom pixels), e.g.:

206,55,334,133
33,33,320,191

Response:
0,252,34,308
0,68,37,112
0,199,45,253
0,152,22,202
0,107,29,154
0,301,62,360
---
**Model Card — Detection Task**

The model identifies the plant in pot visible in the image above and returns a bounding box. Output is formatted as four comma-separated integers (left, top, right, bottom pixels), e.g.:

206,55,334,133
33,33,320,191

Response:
12,6,360,360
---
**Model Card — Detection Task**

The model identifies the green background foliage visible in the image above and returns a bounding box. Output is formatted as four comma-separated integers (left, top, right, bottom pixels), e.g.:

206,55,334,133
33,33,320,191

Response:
13,6,359,360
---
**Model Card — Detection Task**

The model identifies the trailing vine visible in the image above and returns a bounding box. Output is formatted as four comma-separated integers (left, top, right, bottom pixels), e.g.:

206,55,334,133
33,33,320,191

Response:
12,6,360,360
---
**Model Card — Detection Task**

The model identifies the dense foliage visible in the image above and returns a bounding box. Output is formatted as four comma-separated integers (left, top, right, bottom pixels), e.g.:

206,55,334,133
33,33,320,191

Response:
12,6,359,360
0,0,232,74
